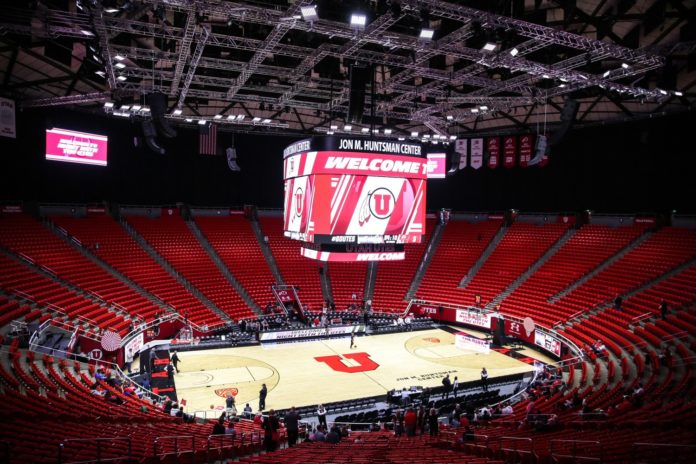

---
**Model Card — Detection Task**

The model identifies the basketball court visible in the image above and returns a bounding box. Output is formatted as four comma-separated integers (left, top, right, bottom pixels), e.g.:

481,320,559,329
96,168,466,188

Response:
172,328,536,413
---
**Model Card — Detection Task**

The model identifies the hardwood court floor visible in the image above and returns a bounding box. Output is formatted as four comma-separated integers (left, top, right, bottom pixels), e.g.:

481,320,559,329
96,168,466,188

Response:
173,328,534,414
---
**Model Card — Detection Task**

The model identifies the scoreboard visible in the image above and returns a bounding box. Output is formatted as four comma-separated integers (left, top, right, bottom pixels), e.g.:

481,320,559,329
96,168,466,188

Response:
283,136,428,261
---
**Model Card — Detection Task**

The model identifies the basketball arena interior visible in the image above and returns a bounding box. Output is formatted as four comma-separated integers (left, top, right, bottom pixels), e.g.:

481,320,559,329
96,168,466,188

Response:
1,0,695,463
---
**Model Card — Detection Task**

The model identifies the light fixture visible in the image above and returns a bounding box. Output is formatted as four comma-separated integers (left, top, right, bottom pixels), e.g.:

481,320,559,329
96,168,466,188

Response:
214,114,223,119
542,74,550,79
95,70,105,77
674,91,683,96
263,118,272,123
449,135,457,140
103,102,114,108
119,105,130,111
116,75,127,81
344,124,352,131
236,114,245,120
104,7,119,13
658,89,668,95
361,127,369,133
131,104,142,111
482,42,497,52
470,108,479,113
185,118,193,122
558,83,566,88
410,131,419,137
446,115,453,121
384,128,392,135
172,109,182,116
479,105,488,110
423,134,431,139
300,5,318,21
603,70,611,77
350,13,367,28
114,55,125,61
227,115,235,120
398,137,405,141
252,116,261,122
509,47,519,57
373,129,379,134
327,130,335,135
330,124,338,130
80,29,94,36
198,119,207,125
621,62,629,69
142,107,150,112
114,62,126,69
419,28,434,40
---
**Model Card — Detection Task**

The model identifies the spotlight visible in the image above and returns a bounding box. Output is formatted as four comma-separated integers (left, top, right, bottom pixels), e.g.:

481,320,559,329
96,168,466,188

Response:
172,109,182,116
449,135,457,140
330,124,338,130
300,5,318,21
103,102,114,108
479,105,488,110
131,104,142,111
674,91,683,96
214,114,222,119
185,118,193,122
470,108,479,113
509,47,519,56
384,128,392,135
117,75,127,81
350,13,367,29
198,120,207,125
114,55,125,61
658,89,667,95
252,117,261,122
344,124,352,131
482,42,497,52
115,62,126,69
446,115,454,121
603,70,611,77
410,131,419,137
263,118,272,124
419,28,434,40
621,62,629,69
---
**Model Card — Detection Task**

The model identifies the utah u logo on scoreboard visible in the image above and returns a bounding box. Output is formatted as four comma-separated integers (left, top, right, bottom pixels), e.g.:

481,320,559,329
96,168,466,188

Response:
369,188,395,219
294,187,304,217
314,352,379,373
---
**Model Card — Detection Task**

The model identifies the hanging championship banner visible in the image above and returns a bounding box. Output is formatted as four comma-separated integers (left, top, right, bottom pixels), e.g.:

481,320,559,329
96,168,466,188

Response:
455,139,468,169
486,137,500,169
470,138,483,169
0,97,16,139
503,136,517,168
519,134,534,167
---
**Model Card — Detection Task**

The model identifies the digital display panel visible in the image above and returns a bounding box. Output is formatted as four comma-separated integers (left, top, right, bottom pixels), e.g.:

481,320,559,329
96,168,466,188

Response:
46,128,108,166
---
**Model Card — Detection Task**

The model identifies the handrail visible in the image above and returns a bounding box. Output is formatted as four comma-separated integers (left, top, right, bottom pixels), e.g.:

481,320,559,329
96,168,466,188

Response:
631,442,696,463
550,438,602,462
58,436,132,464
153,435,196,463
500,436,535,457
632,312,653,324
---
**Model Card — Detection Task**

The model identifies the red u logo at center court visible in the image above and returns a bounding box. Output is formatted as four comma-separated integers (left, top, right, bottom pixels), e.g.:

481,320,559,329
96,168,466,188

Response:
314,352,379,373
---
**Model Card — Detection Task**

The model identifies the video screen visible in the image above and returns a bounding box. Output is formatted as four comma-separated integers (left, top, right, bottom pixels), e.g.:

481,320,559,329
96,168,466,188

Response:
283,150,427,245
45,128,108,166
426,152,446,179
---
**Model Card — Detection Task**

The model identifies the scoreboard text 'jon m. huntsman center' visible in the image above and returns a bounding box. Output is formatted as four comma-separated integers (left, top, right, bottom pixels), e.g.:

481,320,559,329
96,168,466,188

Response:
283,136,428,262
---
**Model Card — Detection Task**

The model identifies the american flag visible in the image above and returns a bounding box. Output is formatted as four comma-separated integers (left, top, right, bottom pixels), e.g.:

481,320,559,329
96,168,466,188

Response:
199,123,218,155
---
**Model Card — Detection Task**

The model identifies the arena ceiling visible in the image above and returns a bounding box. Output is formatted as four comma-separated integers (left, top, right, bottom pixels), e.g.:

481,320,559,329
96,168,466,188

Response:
1,0,695,139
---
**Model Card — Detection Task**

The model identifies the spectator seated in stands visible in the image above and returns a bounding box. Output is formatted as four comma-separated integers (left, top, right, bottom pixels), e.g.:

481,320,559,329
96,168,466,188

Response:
212,415,226,435
459,425,476,442
501,403,514,415
225,421,237,437
326,426,341,444
591,339,606,356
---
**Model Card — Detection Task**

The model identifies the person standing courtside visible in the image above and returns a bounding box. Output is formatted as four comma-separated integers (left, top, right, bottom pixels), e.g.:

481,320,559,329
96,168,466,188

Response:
170,351,181,373
442,374,452,399
481,367,489,392
259,383,268,411
317,404,327,428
